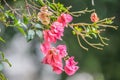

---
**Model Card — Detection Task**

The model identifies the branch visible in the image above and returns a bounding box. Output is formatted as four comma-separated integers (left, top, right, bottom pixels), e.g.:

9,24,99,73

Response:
77,35,88,51
98,33,109,45
25,0,31,16
79,32,104,50
97,24,118,30
70,8,95,17
3,0,22,17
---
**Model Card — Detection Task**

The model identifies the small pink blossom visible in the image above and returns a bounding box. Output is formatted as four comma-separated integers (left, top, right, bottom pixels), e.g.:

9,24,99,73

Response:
57,13,73,26
90,12,99,22
43,30,56,43
43,13,73,43
51,22,64,40
57,45,68,58
43,22,64,43
64,56,79,76
63,13,73,23
51,21,64,32
42,48,62,65
42,48,63,74
40,41,51,54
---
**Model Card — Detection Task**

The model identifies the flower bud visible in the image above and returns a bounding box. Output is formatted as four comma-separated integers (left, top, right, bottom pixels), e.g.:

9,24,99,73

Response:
90,12,99,22
37,6,52,25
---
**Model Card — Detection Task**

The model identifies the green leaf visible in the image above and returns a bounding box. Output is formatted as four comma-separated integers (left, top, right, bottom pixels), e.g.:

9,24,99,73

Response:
36,30,42,38
86,27,90,33
49,3,57,10
5,10,16,19
38,0,45,6
0,5,4,10
4,59,12,67
35,23,42,29
85,34,93,39
23,15,29,24
21,23,27,29
0,63,4,71
26,29,35,42
0,73,7,80
91,27,97,33
17,27,26,36
92,33,97,38
0,52,5,59
14,19,21,26
0,37,5,43
57,3,67,13
72,31,76,35
0,51,12,67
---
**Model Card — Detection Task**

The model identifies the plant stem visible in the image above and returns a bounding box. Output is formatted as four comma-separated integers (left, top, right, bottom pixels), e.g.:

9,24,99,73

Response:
77,35,88,51
3,0,22,17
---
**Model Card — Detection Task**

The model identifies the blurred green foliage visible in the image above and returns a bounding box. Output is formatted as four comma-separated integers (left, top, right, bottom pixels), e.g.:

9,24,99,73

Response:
0,0,120,80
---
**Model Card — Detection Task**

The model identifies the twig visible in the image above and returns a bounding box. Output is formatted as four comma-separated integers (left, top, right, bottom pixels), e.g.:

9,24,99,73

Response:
97,17,115,23
97,24,118,30
82,36,103,50
25,0,31,16
71,8,95,14
70,8,95,17
70,23,92,27
3,0,13,11
98,33,109,45
28,3,40,11
70,24,104,50
29,0,41,8
3,0,22,17
77,35,88,51
78,31,104,50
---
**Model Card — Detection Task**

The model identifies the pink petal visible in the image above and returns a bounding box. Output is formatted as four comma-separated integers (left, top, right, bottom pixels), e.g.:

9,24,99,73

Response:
40,42,51,55
64,56,79,76
57,45,68,58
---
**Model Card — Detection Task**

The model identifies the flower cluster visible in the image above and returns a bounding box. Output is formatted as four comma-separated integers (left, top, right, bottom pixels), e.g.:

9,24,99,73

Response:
40,12,79,75
41,43,79,75
43,13,73,43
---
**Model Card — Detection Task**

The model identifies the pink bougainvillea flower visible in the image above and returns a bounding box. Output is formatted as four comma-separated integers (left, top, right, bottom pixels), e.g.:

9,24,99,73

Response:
57,45,68,58
40,13,79,75
57,13,73,26
42,48,62,65
43,30,56,43
42,48,63,74
90,12,99,22
43,13,73,43
51,21,64,40
51,21,64,33
43,22,64,43
64,56,79,76
52,62,63,74
40,41,51,54
63,13,73,23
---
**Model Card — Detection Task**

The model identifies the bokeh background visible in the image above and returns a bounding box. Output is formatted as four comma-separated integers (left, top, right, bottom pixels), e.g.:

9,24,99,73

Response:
0,0,120,80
